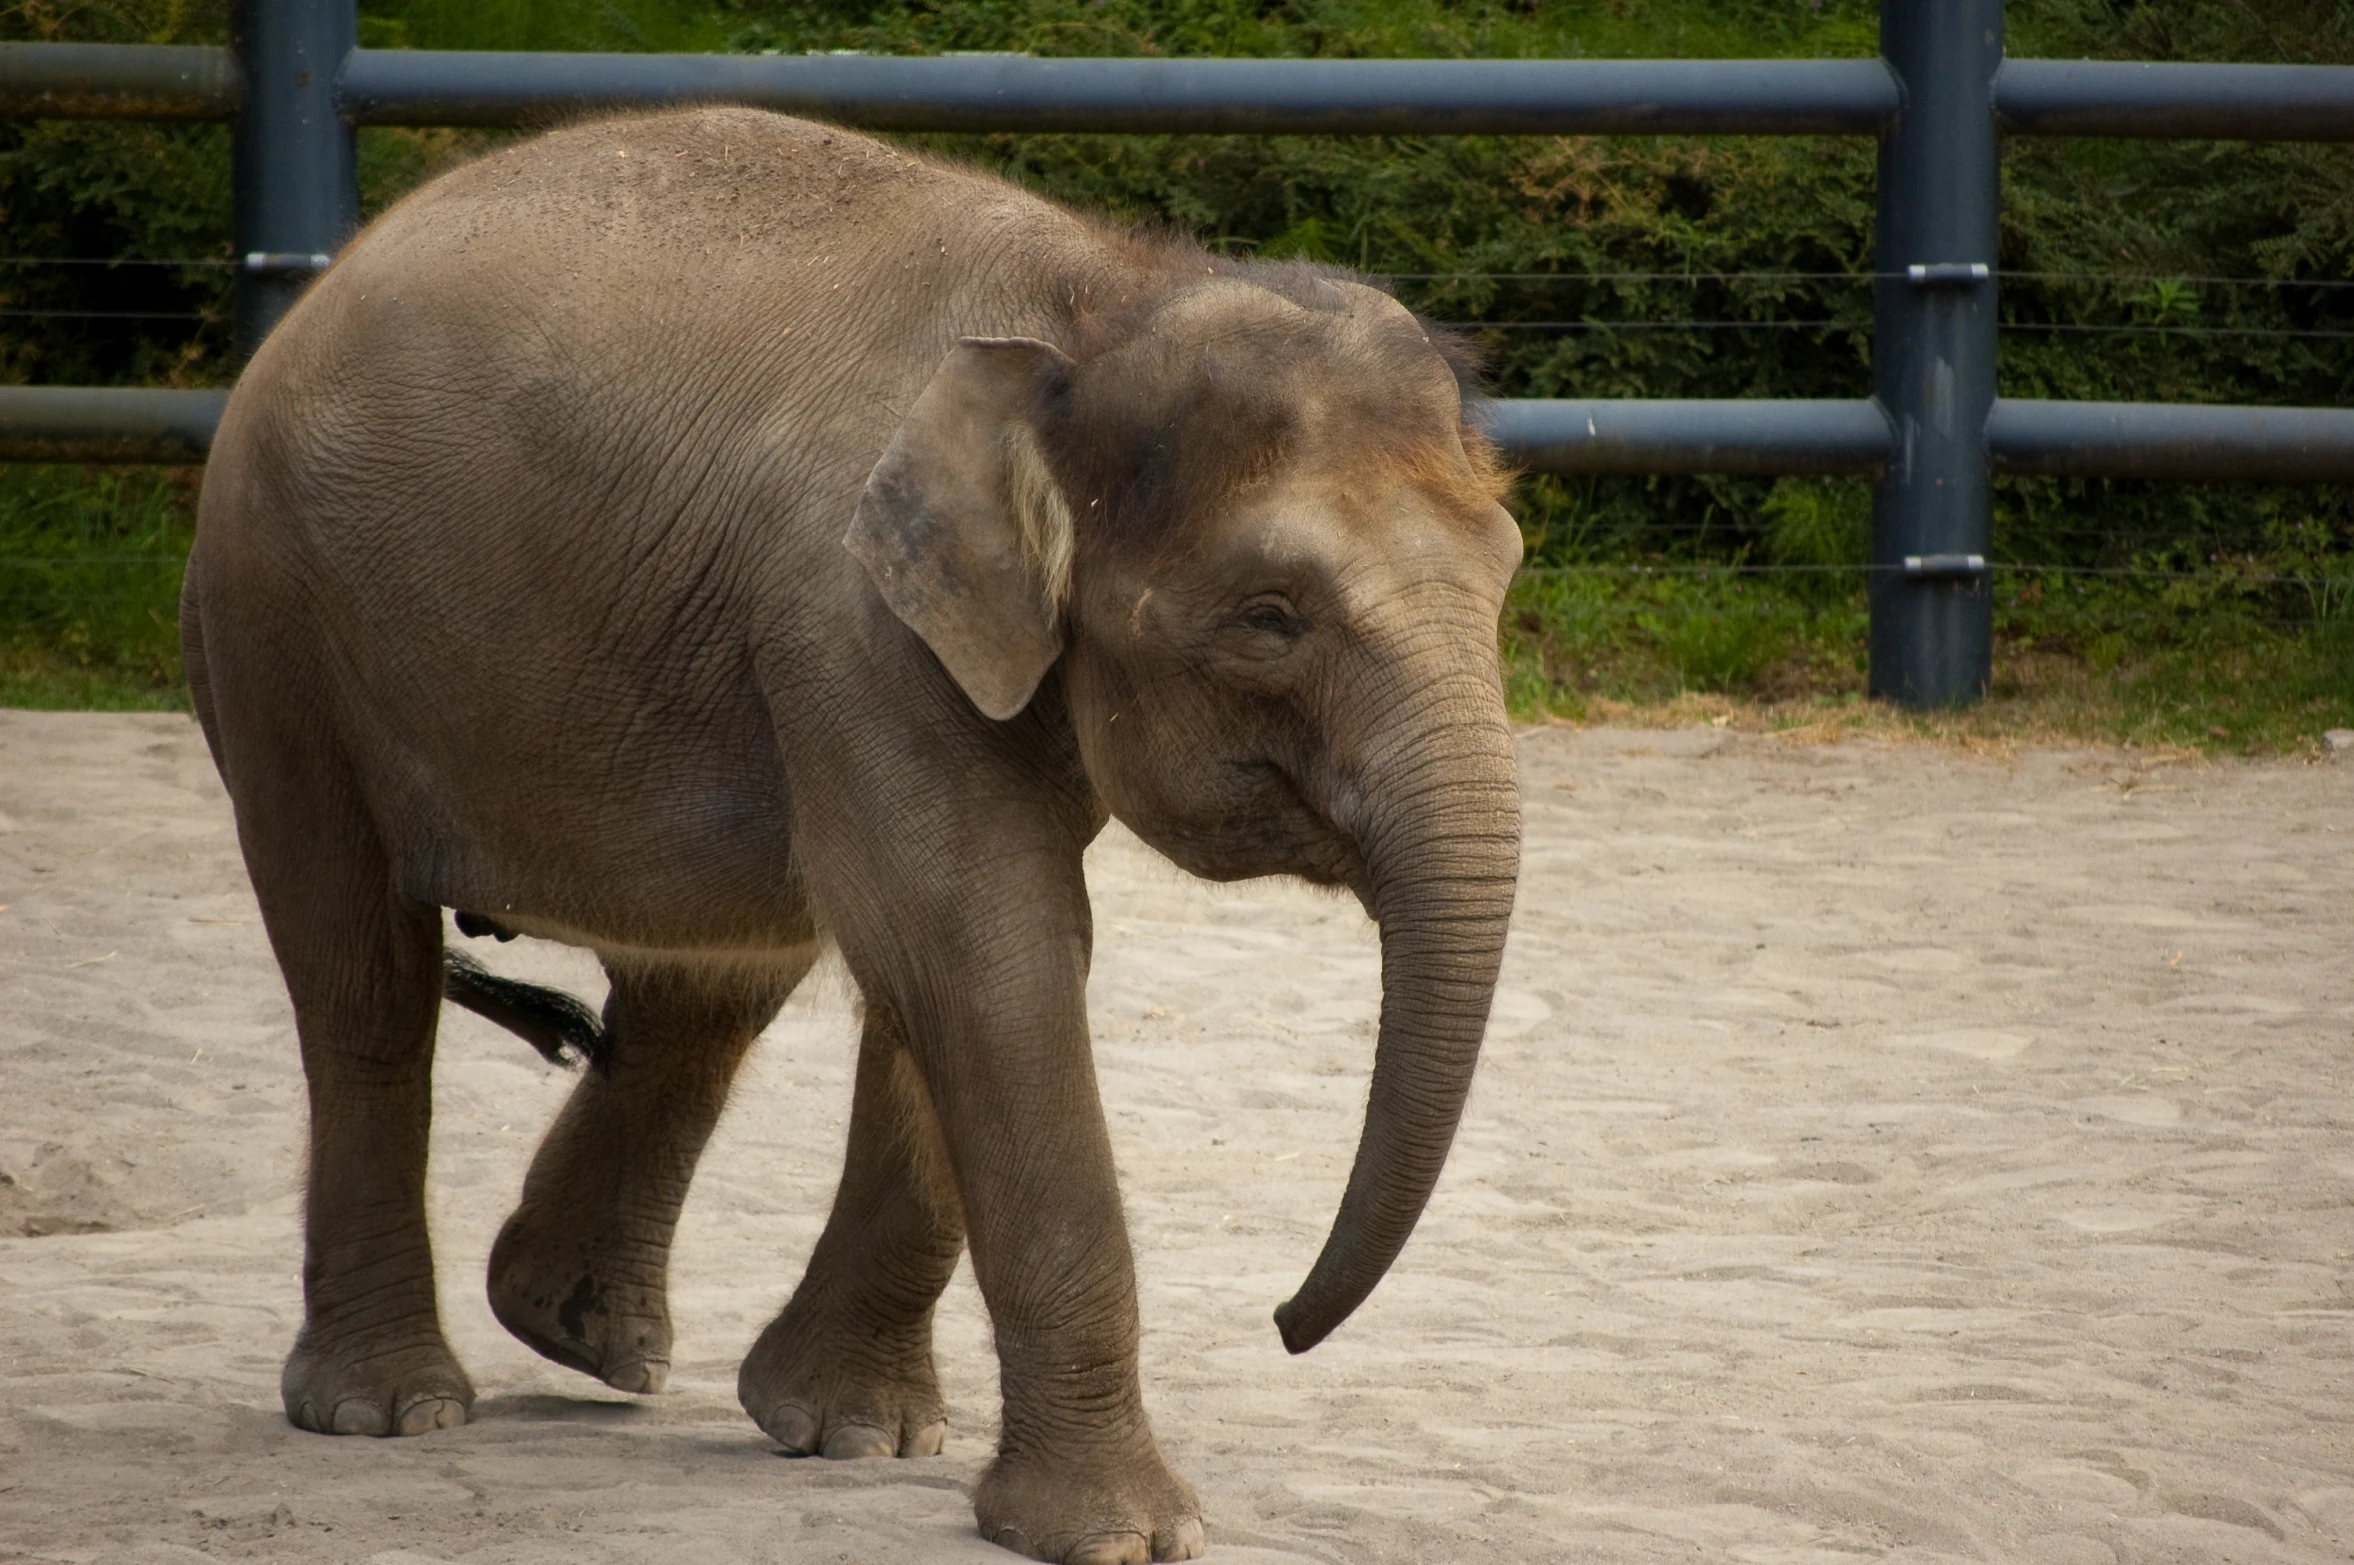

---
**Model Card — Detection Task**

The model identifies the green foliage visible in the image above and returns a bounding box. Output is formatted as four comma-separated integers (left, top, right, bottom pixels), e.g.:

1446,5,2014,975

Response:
0,2,235,383
0,463,193,709
1637,588,1794,694
1502,558,2354,752
358,0,733,53
1504,567,1863,710
2,0,2353,748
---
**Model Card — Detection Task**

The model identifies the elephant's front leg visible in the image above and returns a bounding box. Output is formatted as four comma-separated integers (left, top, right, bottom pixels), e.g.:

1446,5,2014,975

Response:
902,955,1204,1565
739,1004,966,1457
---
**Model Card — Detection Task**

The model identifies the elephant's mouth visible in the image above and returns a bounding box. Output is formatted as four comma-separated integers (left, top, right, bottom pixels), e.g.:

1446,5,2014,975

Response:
1145,758,1365,893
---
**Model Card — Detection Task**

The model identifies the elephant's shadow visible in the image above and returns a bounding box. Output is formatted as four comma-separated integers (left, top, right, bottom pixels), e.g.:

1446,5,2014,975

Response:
462,1393,976,1493
466,1391,655,1426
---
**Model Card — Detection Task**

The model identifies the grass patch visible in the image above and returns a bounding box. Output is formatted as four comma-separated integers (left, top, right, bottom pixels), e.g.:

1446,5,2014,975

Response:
0,464,194,711
1505,466,2354,755
1503,567,1864,711
1504,568,2354,756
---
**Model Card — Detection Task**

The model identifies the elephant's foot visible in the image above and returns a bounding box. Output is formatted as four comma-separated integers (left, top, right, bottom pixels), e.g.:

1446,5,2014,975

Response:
737,1303,948,1459
975,1438,1205,1565
281,1323,473,1437
487,1210,671,1394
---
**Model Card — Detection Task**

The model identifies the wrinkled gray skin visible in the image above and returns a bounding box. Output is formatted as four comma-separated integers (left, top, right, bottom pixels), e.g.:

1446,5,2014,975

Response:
181,108,1522,1565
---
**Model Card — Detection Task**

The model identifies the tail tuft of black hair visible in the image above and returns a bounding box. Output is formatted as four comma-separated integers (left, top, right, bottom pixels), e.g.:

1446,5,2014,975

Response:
441,949,609,1072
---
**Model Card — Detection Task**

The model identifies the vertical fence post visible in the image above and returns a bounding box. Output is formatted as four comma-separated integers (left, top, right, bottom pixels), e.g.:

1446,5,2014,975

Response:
232,0,357,360
1868,0,2001,707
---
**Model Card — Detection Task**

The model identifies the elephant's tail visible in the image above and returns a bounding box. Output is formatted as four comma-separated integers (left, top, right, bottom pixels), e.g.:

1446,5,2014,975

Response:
442,950,609,1072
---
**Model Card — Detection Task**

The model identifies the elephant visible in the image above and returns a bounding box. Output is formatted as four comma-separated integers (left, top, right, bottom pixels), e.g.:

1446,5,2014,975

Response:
179,107,1522,1565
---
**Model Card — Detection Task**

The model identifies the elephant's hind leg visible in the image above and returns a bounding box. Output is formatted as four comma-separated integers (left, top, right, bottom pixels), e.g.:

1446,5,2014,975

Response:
488,953,810,1393
237,735,470,1436
739,1003,964,1459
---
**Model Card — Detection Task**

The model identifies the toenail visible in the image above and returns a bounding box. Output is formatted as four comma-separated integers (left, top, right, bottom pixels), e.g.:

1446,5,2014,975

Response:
1155,1517,1207,1561
1068,1529,1151,1565
820,1422,895,1460
329,1397,388,1436
395,1396,466,1436
902,1420,947,1458
763,1404,819,1454
604,1359,668,1395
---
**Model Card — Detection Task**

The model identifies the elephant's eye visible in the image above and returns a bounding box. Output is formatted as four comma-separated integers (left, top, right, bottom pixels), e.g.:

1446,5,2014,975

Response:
1238,597,1304,638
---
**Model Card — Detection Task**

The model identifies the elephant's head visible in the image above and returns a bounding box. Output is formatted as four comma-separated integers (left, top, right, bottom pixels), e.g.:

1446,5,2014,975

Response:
848,269,1522,1352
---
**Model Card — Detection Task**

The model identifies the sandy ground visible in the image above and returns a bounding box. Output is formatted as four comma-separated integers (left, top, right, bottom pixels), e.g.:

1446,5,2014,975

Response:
1,708,2350,1564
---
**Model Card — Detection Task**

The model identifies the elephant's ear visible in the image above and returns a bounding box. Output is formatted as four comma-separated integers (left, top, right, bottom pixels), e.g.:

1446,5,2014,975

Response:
847,336,1078,721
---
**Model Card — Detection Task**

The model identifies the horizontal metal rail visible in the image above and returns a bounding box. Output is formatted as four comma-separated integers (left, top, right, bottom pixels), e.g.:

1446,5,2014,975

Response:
0,387,1888,472
0,42,240,120
8,43,2354,142
0,386,225,464
1480,398,1892,476
18,388,2349,484
0,45,1903,135
1995,60,2354,141
1988,400,2354,482
335,51,1900,134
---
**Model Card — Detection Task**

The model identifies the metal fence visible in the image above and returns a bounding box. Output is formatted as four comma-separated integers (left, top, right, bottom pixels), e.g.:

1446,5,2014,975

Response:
4,0,2353,706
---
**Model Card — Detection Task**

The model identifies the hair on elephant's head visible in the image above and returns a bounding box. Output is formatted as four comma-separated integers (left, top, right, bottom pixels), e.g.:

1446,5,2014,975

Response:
848,266,1524,1354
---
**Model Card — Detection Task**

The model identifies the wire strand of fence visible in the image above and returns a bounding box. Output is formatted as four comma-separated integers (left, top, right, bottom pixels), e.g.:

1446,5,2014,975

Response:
2006,322,2354,338
0,310,215,321
1513,562,2354,585
1515,517,2347,541
7,556,2338,578
1447,319,1865,330
4,259,2349,288
1449,319,2354,336
0,257,239,268
10,309,2336,335
1389,270,2354,288
1392,271,1872,283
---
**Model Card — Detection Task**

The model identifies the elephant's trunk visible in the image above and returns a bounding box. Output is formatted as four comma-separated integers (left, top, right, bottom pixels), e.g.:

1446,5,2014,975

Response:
1274,671,1520,1354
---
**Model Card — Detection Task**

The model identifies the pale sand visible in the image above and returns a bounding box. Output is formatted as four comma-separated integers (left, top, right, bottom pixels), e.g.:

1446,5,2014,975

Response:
1,708,2349,1563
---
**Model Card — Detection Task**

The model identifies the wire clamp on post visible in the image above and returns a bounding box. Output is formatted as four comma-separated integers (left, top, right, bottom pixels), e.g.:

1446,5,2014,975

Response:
242,251,332,278
1905,262,1992,287
1902,553,1989,579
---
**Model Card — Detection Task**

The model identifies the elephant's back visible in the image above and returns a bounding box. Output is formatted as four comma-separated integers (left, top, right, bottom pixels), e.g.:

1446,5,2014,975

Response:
201,111,1110,672
198,103,1114,675
198,105,1111,714
228,108,1107,522
188,110,1109,947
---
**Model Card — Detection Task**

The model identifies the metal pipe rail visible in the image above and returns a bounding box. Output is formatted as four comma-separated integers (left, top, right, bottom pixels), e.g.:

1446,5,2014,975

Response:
3,1,2352,708
22,387,2354,487
13,43,2354,141
1479,399,1893,478
1987,401,2354,484
1994,60,2354,141
0,386,227,464
1488,399,2354,484
341,51,1900,136
0,42,240,119
0,43,1901,132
